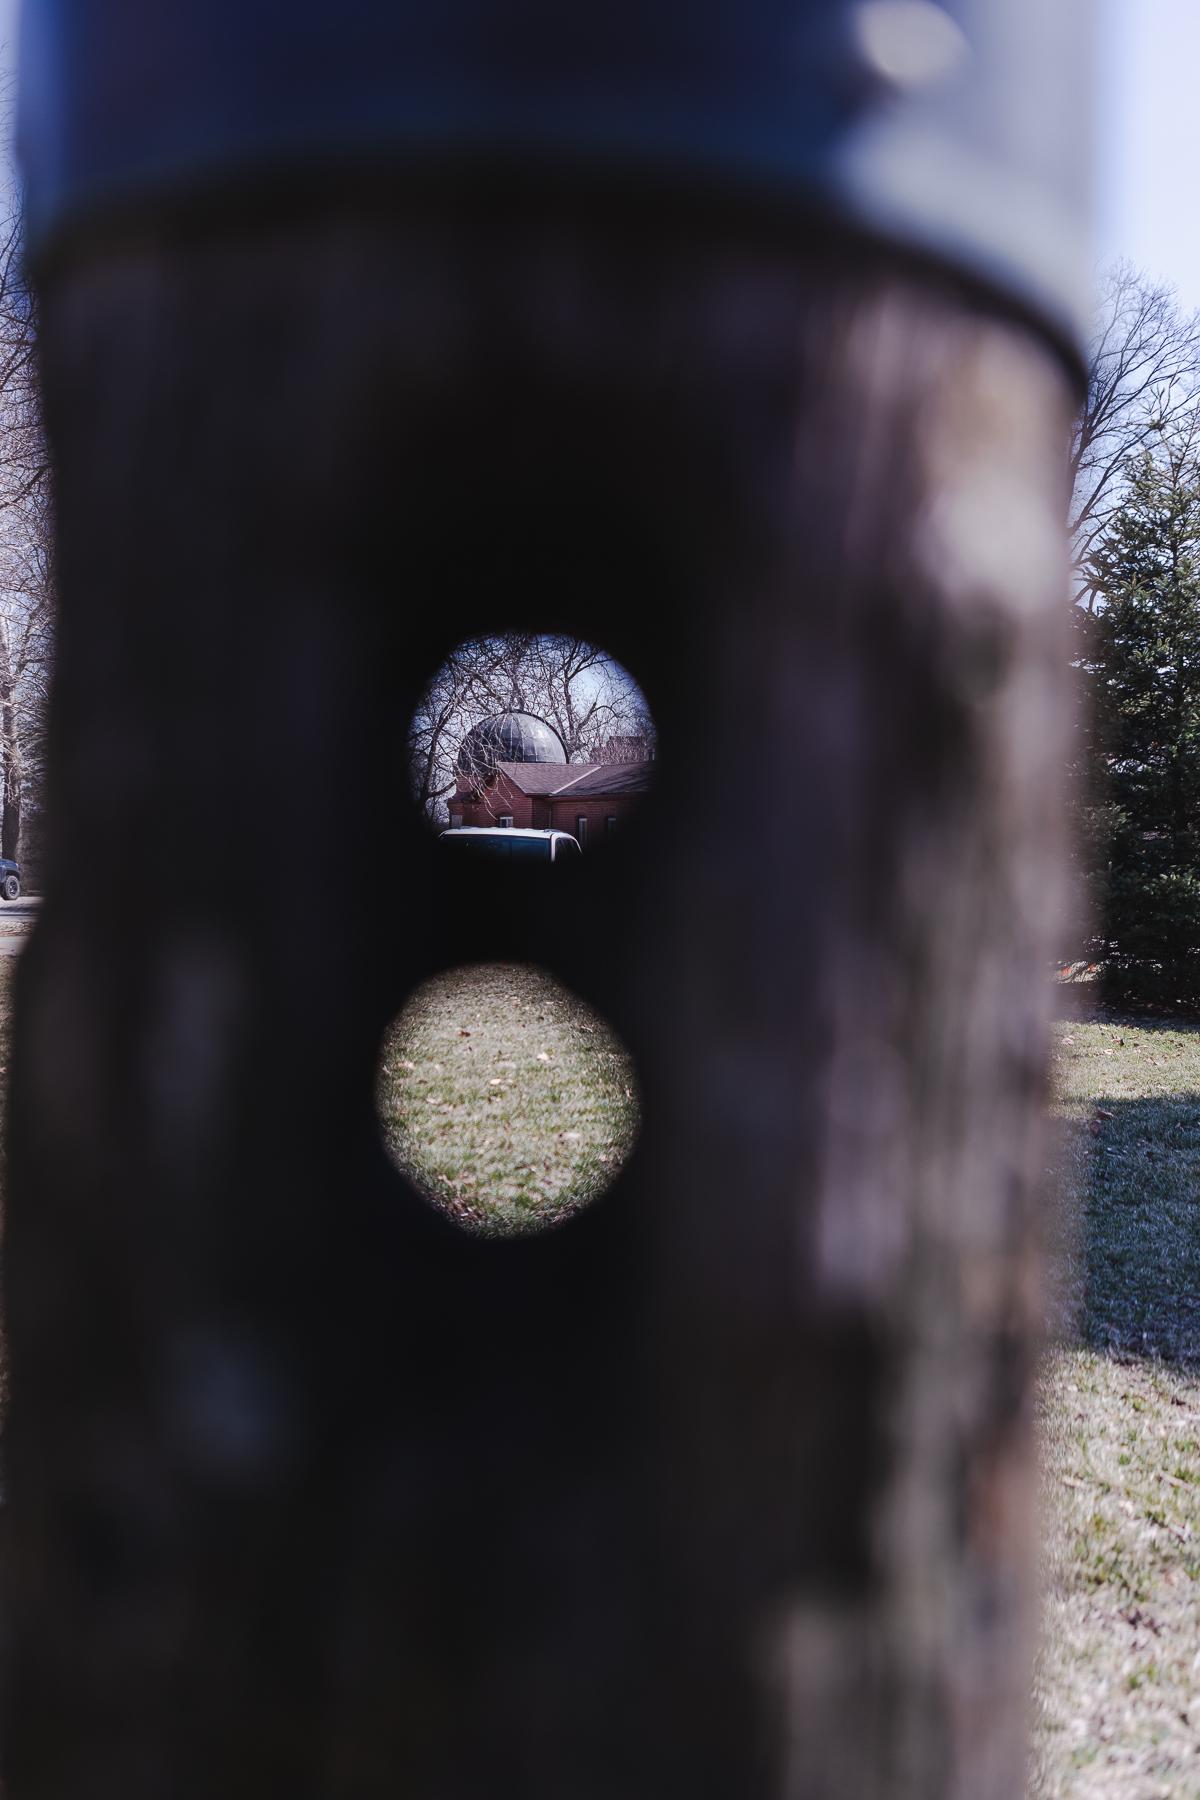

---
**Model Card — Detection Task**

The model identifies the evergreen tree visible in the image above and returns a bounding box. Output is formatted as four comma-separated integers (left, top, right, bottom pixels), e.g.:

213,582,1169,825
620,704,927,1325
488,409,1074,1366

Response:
1078,444,1200,1001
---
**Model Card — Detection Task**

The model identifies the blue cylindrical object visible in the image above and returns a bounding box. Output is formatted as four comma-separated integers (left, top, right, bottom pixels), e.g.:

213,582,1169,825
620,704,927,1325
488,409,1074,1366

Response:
17,0,1091,356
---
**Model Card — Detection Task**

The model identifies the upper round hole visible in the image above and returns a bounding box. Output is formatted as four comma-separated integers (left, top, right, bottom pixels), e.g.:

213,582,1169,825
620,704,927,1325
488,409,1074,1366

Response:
408,633,656,859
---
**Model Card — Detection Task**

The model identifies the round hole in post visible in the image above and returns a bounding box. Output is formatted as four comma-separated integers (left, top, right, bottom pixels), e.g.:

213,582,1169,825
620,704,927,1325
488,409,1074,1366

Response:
407,633,656,858
376,961,640,1236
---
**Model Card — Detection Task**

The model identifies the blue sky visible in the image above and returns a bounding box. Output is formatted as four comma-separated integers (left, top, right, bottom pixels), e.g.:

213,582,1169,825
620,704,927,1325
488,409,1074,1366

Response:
1097,0,1200,310
0,2,1191,314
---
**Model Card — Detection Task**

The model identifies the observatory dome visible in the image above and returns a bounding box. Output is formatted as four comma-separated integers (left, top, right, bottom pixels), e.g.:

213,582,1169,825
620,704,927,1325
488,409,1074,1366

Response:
456,711,567,780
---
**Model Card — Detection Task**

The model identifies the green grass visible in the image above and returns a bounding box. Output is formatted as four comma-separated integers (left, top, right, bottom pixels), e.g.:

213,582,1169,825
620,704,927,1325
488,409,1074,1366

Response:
376,961,639,1236
1033,1007,1200,1798
1047,1014,1200,1365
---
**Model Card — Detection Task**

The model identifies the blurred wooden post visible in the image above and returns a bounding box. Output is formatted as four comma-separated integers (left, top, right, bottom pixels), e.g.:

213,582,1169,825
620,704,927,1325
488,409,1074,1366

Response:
6,8,1089,1799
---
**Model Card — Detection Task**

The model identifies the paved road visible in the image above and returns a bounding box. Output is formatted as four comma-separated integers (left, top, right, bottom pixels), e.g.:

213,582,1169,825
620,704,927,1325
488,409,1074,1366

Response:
0,896,40,954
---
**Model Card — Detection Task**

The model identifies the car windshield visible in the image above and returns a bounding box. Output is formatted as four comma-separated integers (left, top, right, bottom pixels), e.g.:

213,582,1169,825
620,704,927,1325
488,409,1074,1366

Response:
439,833,551,860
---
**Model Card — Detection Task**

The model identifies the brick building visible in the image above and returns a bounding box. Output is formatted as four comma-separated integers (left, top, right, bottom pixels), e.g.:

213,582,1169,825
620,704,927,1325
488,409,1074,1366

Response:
449,711,652,848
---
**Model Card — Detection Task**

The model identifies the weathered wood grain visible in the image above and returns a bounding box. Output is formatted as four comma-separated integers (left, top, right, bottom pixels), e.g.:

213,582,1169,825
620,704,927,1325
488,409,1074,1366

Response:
5,196,1073,1799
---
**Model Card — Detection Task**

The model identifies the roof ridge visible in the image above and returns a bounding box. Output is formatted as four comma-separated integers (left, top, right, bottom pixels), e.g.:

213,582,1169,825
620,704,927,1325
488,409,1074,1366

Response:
547,765,602,795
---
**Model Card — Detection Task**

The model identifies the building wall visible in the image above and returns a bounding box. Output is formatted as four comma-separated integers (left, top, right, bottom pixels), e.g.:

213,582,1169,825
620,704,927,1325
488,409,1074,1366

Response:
451,773,641,845
547,795,637,846
452,770,535,829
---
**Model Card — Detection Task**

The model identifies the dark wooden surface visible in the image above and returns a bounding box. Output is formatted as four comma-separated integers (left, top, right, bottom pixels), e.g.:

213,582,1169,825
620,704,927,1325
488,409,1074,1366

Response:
5,198,1073,1798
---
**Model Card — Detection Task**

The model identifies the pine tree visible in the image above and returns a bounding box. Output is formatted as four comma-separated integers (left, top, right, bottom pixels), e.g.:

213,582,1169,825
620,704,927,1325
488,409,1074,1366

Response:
1078,444,1200,1001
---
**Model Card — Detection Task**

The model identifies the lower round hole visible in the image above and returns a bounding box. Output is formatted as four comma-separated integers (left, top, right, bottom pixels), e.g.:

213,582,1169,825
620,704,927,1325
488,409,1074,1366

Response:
376,961,639,1235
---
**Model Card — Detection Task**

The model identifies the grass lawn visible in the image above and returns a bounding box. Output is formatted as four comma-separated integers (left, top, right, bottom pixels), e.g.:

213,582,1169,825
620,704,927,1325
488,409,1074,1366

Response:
1033,1008,1200,1797
376,961,639,1236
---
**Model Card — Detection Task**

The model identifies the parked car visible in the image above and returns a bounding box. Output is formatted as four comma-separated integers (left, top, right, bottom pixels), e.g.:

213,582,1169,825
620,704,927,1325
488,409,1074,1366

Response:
0,858,20,899
438,827,581,863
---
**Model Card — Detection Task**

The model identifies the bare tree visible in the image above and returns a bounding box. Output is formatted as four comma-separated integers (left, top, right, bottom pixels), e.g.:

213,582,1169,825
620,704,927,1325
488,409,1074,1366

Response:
517,634,648,761
408,632,651,820
0,192,54,866
0,473,54,862
1072,263,1200,599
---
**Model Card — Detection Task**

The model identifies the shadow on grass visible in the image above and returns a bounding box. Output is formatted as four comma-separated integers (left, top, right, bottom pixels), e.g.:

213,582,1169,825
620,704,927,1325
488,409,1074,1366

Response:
1066,1081,1200,1366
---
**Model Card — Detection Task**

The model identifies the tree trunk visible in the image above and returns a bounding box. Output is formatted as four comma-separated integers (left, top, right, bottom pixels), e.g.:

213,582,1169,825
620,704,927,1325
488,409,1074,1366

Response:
2,744,22,866
5,199,1073,1799
0,626,23,863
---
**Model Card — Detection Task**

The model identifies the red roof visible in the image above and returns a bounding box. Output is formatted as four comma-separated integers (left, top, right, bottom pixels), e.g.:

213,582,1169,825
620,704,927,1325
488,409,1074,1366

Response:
546,764,654,798
457,761,654,800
